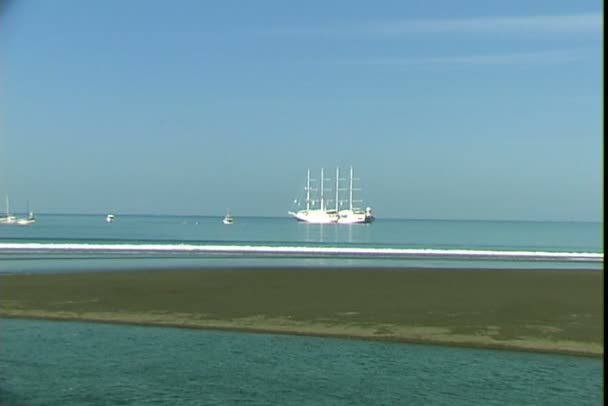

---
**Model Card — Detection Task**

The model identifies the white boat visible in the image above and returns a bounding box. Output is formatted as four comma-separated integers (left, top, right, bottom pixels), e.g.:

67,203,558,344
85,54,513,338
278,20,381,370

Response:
0,216,17,224
0,214,17,224
15,213,35,225
15,201,36,225
289,167,374,224
106,214,115,223
288,168,339,224
222,210,234,225
0,198,36,225
0,196,17,224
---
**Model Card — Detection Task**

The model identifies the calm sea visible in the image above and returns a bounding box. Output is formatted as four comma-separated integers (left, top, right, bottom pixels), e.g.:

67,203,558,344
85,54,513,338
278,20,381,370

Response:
0,215,603,405
0,319,603,405
0,214,603,273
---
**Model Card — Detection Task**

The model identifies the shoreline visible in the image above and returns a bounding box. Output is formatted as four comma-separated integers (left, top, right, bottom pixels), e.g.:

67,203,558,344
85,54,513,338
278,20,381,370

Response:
1,266,603,358
2,313,603,359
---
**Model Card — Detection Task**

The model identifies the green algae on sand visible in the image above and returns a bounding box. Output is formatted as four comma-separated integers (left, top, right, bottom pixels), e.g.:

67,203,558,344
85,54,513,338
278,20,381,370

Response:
0,267,603,357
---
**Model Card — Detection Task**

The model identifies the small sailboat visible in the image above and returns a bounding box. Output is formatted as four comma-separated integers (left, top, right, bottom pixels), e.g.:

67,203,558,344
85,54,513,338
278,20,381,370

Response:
15,201,36,225
1,197,36,225
0,196,17,224
106,214,115,223
15,213,35,225
222,210,234,225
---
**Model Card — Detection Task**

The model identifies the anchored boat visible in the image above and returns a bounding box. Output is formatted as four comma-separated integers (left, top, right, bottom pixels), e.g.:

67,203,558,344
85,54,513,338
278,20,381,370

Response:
222,210,234,225
289,167,374,224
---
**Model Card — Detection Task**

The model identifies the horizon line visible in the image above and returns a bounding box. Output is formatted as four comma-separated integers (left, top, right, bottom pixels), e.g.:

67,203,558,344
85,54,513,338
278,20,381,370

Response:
20,212,602,224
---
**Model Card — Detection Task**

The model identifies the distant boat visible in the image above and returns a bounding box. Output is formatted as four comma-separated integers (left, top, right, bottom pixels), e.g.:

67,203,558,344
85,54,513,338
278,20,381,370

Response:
0,197,36,225
0,196,17,224
222,210,234,225
15,213,35,225
15,201,36,225
106,214,115,223
289,167,374,224
0,216,16,224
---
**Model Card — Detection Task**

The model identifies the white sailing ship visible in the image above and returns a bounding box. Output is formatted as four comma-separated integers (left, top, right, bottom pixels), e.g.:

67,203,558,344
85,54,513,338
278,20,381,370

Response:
289,167,374,224
288,168,339,224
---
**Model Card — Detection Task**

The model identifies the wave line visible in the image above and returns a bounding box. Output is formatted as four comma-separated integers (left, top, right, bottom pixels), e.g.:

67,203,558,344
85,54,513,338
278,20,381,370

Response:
0,242,602,262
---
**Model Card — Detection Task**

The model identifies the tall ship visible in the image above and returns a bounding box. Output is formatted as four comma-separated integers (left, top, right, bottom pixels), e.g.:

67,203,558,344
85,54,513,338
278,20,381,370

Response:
288,168,339,224
288,167,374,224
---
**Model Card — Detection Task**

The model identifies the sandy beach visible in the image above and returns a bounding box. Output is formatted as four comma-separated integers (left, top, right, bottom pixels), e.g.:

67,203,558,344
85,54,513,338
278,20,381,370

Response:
0,267,603,357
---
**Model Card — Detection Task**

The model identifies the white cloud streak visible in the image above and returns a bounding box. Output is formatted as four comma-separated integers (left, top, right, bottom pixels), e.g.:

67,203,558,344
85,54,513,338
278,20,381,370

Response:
318,49,587,67
365,13,602,36
288,12,603,37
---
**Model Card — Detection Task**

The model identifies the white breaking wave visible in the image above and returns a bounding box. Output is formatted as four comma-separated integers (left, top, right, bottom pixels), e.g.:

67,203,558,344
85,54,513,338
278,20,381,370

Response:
0,242,603,262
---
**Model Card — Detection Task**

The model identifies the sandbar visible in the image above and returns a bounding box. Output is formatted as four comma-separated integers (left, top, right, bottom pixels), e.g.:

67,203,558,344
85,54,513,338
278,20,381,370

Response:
0,267,603,357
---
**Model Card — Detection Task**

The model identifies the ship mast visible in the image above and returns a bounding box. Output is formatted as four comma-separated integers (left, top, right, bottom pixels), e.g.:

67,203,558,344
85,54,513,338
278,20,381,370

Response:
305,168,311,211
320,168,325,211
349,166,354,211
335,167,340,212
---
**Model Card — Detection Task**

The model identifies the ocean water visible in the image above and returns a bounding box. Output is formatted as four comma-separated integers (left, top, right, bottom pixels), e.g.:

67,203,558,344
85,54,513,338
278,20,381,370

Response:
0,214,603,273
0,215,603,404
0,319,603,406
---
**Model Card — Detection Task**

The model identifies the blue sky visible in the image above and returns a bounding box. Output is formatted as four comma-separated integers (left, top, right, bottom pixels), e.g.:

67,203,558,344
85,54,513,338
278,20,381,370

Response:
0,0,603,221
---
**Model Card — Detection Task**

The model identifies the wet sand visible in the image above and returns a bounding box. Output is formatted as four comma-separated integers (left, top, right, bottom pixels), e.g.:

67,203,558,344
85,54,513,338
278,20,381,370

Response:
0,267,603,357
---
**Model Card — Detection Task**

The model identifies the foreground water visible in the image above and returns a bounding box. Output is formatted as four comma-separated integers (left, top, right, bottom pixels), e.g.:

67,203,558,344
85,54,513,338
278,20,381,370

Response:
0,319,602,405
0,214,603,272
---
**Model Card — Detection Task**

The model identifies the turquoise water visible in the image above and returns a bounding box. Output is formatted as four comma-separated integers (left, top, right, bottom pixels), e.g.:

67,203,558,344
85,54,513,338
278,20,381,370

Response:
0,214,603,272
1,215,603,404
0,319,603,405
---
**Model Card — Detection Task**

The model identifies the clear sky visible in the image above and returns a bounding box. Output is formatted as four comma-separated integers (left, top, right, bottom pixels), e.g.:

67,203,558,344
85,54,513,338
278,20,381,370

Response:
0,0,603,221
